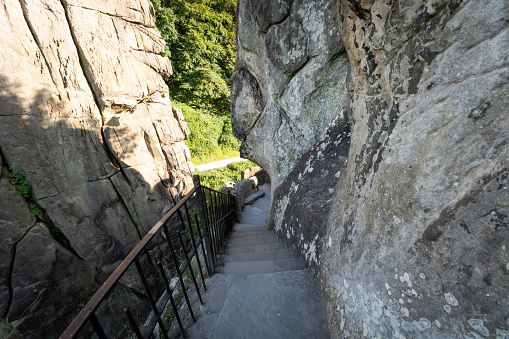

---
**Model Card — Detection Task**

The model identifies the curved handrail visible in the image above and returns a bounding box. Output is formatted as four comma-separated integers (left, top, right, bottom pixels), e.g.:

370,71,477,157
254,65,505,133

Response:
60,175,236,338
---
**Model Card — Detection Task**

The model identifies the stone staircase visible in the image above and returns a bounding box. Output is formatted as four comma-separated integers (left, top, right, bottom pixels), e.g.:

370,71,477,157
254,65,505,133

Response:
184,183,331,338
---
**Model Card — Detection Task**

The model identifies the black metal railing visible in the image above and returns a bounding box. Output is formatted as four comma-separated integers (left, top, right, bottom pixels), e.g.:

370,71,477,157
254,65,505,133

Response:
60,175,236,338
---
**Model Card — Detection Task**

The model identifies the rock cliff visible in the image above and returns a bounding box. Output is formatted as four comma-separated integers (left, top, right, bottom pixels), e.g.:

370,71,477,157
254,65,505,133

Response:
0,0,193,337
231,0,350,187
233,0,509,337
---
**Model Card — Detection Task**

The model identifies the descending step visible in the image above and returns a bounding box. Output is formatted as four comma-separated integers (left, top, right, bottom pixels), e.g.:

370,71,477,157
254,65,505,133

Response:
184,183,330,338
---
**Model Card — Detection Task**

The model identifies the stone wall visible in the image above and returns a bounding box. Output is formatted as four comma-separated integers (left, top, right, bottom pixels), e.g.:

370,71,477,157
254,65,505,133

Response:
235,0,509,337
231,0,350,188
0,0,193,337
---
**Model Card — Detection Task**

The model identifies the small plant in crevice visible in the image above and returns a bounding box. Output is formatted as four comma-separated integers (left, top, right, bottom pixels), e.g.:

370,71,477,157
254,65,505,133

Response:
29,203,41,216
8,164,41,216
50,226,62,236
9,164,32,198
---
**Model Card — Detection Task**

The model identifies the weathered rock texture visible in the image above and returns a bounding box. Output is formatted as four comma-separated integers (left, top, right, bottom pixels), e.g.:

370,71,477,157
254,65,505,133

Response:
0,0,192,337
232,0,350,187
236,0,509,337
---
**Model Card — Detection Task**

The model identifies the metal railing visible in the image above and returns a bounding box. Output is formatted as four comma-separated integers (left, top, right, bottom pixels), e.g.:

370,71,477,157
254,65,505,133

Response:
60,175,236,338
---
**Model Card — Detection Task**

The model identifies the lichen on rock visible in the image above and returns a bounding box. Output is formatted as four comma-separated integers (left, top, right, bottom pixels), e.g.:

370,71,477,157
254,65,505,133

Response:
235,0,509,337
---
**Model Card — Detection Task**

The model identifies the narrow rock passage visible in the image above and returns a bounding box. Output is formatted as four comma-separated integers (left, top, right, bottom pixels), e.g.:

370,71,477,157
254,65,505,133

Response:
186,184,331,338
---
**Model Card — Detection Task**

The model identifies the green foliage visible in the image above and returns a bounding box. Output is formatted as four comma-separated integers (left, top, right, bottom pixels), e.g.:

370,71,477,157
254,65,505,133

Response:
9,164,41,216
197,160,258,191
9,164,32,199
151,0,236,114
174,101,240,164
162,287,184,323
182,210,201,243
151,0,178,57
50,226,62,236
29,203,41,216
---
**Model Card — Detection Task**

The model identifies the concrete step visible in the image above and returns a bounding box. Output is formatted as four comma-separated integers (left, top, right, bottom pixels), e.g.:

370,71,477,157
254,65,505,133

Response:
227,238,281,248
227,233,278,244
226,242,286,254
185,270,331,339
232,223,266,231
218,260,275,276
218,257,307,277
223,249,294,263
228,229,267,239
240,205,269,225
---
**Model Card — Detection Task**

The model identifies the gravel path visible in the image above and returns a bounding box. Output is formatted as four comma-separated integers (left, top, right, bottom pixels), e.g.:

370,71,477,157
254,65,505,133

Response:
194,157,248,173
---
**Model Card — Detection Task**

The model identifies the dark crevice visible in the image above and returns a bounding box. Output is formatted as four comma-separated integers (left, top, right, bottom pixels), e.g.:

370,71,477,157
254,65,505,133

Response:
2,223,38,319
67,3,154,29
60,0,143,248
40,216,86,261
88,170,121,183
58,0,126,180
412,168,509,253
3,243,17,319
119,281,150,302
278,104,300,139
18,0,61,99
380,0,466,66
108,177,143,241
0,145,5,181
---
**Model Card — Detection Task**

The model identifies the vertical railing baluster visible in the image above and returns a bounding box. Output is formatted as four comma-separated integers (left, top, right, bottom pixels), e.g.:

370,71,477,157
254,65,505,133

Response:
207,189,217,263
158,262,186,339
125,308,143,339
194,213,211,278
134,258,169,339
89,314,107,339
177,231,204,304
60,177,239,339
213,191,220,257
193,176,215,275
162,223,196,322
184,203,207,290
220,193,224,245
216,192,222,246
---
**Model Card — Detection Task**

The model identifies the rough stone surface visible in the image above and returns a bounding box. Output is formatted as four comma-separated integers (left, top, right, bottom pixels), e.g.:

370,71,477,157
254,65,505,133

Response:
267,118,350,268
237,0,509,337
232,0,349,187
0,0,193,336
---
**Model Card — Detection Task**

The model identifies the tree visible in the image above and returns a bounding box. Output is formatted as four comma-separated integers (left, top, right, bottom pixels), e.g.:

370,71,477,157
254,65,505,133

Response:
151,0,237,115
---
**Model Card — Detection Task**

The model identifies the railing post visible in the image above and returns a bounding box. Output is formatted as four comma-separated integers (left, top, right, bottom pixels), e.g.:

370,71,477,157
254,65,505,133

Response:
193,175,215,275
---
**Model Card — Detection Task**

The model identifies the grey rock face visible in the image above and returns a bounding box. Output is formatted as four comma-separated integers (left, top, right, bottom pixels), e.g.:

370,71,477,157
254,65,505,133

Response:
237,0,509,337
265,16,309,74
249,0,293,33
0,0,193,336
230,68,263,140
233,0,349,187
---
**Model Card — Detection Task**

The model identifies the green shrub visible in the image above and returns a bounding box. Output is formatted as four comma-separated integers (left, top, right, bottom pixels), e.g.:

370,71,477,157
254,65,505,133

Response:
151,0,236,115
197,160,257,191
174,101,241,164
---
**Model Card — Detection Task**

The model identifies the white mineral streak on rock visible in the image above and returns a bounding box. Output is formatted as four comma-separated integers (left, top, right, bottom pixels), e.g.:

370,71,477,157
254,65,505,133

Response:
236,0,509,337
468,319,490,337
445,292,459,307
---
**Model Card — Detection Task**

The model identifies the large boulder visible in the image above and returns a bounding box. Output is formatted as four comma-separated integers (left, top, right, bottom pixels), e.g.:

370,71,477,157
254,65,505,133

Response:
0,0,193,336
232,0,349,187
237,0,509,337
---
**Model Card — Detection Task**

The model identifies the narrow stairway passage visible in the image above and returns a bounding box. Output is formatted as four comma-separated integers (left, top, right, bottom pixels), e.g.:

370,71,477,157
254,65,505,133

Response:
185,183,331,338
